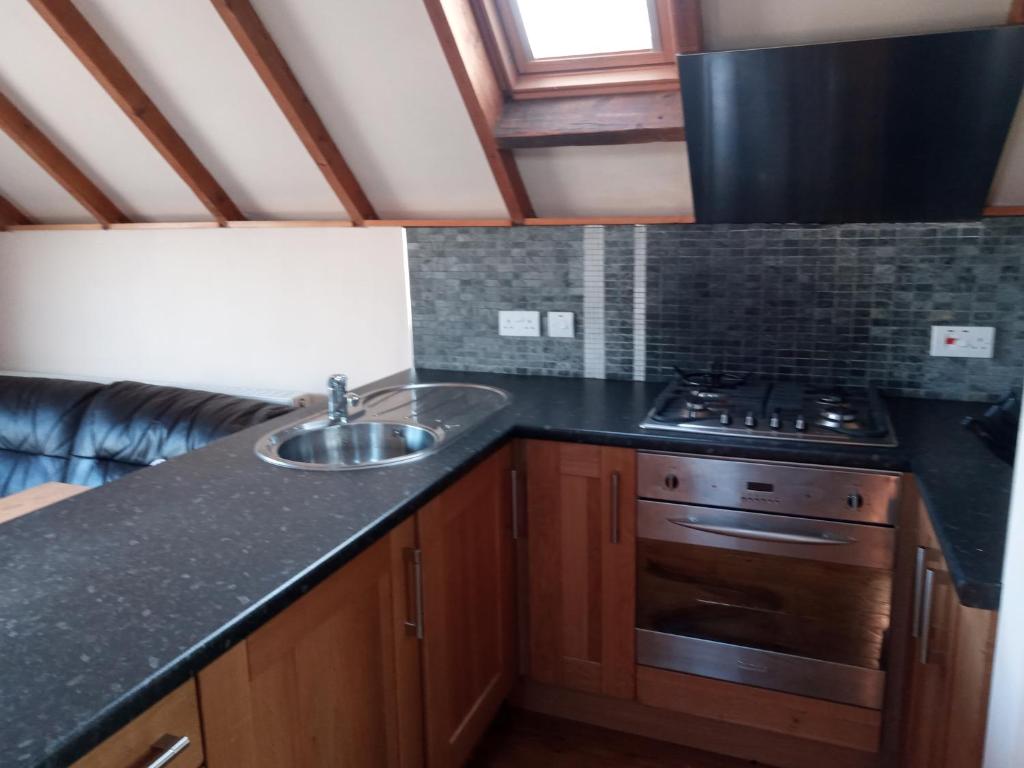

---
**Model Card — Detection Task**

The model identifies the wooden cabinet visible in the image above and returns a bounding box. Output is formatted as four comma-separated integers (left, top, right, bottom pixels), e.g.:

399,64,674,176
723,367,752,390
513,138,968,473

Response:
418,445,517,767
72,680,203,768
901,495,998,768
523,440,636,700
197,517,423,768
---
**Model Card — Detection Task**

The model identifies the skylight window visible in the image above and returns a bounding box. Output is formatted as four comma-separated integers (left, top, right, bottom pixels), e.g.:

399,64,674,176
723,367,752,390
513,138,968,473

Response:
479,0,701,99
513,0,655,60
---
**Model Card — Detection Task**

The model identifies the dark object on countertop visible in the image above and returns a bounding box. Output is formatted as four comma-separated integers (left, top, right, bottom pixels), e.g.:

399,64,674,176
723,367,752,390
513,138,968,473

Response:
963,390,1020,466
0,376,295,496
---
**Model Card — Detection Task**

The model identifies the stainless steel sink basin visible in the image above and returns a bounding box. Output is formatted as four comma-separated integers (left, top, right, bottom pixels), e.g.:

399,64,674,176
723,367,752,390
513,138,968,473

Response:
255,381,509,471
255,420,442,470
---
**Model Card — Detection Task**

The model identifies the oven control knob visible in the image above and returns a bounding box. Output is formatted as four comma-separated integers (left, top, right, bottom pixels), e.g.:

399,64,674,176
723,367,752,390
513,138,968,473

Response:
847,492,864,509
719,412,732,426
769,411,782,430
794,414,807,431
744,411,757,428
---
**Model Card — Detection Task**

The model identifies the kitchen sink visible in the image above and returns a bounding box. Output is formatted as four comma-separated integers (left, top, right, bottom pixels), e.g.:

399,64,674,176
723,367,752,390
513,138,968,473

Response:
255,382,508,470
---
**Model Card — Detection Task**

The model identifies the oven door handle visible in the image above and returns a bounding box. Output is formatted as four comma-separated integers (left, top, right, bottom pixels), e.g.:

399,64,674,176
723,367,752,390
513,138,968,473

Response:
667,519,856,546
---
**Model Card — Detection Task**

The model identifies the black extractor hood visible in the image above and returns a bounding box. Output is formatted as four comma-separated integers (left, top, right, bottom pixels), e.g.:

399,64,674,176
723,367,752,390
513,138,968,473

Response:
678,26,1024,224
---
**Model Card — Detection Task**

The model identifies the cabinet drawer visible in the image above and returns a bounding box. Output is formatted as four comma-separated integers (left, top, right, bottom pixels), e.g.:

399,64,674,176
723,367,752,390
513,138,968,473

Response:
73,680,203,768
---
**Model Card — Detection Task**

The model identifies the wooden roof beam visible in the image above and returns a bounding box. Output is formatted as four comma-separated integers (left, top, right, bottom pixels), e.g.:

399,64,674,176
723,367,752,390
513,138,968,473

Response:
30,0,243,225
0,193,34,229
0,91,128,226
422,0,535,223
496,92,685,149
210,0,376,225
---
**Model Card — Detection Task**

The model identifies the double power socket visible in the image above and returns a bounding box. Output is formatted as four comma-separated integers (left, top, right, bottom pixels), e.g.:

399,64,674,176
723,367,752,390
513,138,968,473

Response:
498,310,574,339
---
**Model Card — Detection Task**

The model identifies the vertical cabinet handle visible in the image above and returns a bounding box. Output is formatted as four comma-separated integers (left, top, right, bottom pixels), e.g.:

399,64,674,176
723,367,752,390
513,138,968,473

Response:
911,546,927,639
510,468,521,540
403,548,424,640
144,735,191,768
918,568,936,665
610,471,621,544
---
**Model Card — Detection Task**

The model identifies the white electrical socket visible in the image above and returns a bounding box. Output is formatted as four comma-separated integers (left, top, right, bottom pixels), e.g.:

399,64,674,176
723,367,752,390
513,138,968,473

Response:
498,310,541,337
547,311,575,338
929,326,995,358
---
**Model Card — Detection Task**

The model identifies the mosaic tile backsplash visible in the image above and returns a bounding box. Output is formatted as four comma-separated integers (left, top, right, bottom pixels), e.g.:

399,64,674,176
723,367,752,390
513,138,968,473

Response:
407,218,1024,401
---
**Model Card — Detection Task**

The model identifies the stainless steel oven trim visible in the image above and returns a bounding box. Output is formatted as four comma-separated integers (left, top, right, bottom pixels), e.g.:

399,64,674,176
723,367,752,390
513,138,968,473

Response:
636,629,886,710
639,500,896,569
637,452,902,525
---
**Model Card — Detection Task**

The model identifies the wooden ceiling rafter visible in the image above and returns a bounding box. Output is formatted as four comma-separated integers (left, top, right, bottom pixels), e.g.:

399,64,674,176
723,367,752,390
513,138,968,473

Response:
0,90,128,226
422,0,535,223
0,193,34,229
29,0,243,226
210,0,375,225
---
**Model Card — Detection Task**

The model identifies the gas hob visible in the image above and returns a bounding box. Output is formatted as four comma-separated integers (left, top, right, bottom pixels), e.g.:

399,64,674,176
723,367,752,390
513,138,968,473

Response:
640,371,897,447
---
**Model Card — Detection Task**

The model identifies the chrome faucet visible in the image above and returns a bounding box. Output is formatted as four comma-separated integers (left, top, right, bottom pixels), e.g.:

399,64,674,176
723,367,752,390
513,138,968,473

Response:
327,374,361,425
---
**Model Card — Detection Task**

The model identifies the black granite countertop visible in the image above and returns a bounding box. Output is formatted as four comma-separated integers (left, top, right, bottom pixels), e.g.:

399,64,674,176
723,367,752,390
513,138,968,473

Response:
0,369,1012,767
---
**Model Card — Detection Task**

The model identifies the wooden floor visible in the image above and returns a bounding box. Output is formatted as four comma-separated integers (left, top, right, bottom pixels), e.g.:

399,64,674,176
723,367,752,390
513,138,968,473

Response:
469,708,764,768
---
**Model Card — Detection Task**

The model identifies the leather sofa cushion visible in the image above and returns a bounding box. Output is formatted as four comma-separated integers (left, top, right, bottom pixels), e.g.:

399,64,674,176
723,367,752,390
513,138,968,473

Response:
65,381,293,487
0,377,103,496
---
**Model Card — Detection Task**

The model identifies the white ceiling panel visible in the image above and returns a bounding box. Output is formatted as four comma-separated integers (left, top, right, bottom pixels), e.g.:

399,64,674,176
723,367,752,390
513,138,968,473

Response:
76,0,347,220
248,0,507,219
0,131,92,224
0,2,211,222
704,0,1013,50
990,96,1024,206
515,144,693,218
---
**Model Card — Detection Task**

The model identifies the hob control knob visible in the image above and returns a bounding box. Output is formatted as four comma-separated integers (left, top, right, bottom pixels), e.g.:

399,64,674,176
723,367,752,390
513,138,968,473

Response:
769,411,782,430
719,412,732,426
794,414,807,431
744,412,757,428
847,493,864,509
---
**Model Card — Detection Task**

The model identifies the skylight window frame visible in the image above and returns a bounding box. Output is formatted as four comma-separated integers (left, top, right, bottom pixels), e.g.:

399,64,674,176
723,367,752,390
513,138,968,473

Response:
474,0,702,100
497,0,673,75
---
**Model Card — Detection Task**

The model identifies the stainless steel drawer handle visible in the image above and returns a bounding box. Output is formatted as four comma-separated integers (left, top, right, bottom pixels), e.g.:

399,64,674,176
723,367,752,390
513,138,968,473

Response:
667,519,855,546
403,548,424,640
912,546,927,639
610,471,621,544
145,734,190,768
918,568,936,665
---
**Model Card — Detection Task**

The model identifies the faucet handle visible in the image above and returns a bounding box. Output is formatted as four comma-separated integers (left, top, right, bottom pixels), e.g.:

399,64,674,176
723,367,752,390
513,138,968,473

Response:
327,373,348,390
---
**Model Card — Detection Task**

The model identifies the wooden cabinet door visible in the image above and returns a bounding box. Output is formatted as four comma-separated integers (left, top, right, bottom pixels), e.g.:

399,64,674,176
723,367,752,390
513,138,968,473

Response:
902,499,998,768
523,440,636,700
198,518,423,768
418,445,516,768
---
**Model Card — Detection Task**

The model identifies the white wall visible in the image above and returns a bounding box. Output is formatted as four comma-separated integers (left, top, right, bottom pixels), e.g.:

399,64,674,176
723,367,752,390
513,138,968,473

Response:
0,227,413,395
984,380,1024,766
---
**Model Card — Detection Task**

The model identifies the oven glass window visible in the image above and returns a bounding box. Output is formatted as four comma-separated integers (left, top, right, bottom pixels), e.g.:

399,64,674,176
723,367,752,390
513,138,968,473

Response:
637,539,892,670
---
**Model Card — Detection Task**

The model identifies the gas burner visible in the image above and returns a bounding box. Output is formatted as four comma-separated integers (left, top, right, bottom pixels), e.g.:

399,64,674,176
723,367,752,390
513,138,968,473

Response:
689,388,728,402
815,394,846,405
817,405,859,426
680,371,747,390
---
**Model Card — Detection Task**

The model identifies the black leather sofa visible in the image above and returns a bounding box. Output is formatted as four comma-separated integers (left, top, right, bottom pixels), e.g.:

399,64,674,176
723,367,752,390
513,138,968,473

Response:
0,376,295,498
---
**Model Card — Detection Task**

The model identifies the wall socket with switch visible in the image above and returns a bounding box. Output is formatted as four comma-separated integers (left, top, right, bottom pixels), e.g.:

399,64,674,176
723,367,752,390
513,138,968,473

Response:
498,310,541,337
547,311,575,338
929,326,995,358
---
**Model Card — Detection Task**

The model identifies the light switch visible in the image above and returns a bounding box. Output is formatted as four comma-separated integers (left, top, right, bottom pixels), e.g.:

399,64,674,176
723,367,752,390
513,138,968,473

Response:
547,311,575,338
499,310,541,337
929,326,995,358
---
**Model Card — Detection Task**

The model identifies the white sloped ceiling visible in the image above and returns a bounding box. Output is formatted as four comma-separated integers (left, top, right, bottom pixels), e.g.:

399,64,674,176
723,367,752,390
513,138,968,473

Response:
75,0,347,220
0,1,211,221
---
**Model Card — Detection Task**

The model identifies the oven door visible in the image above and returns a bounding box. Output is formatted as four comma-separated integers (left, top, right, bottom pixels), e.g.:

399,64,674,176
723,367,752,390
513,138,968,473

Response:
636,500,894,709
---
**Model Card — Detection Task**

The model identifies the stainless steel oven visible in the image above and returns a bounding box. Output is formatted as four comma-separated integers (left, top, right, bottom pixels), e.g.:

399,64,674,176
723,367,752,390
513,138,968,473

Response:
635,453,901,709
